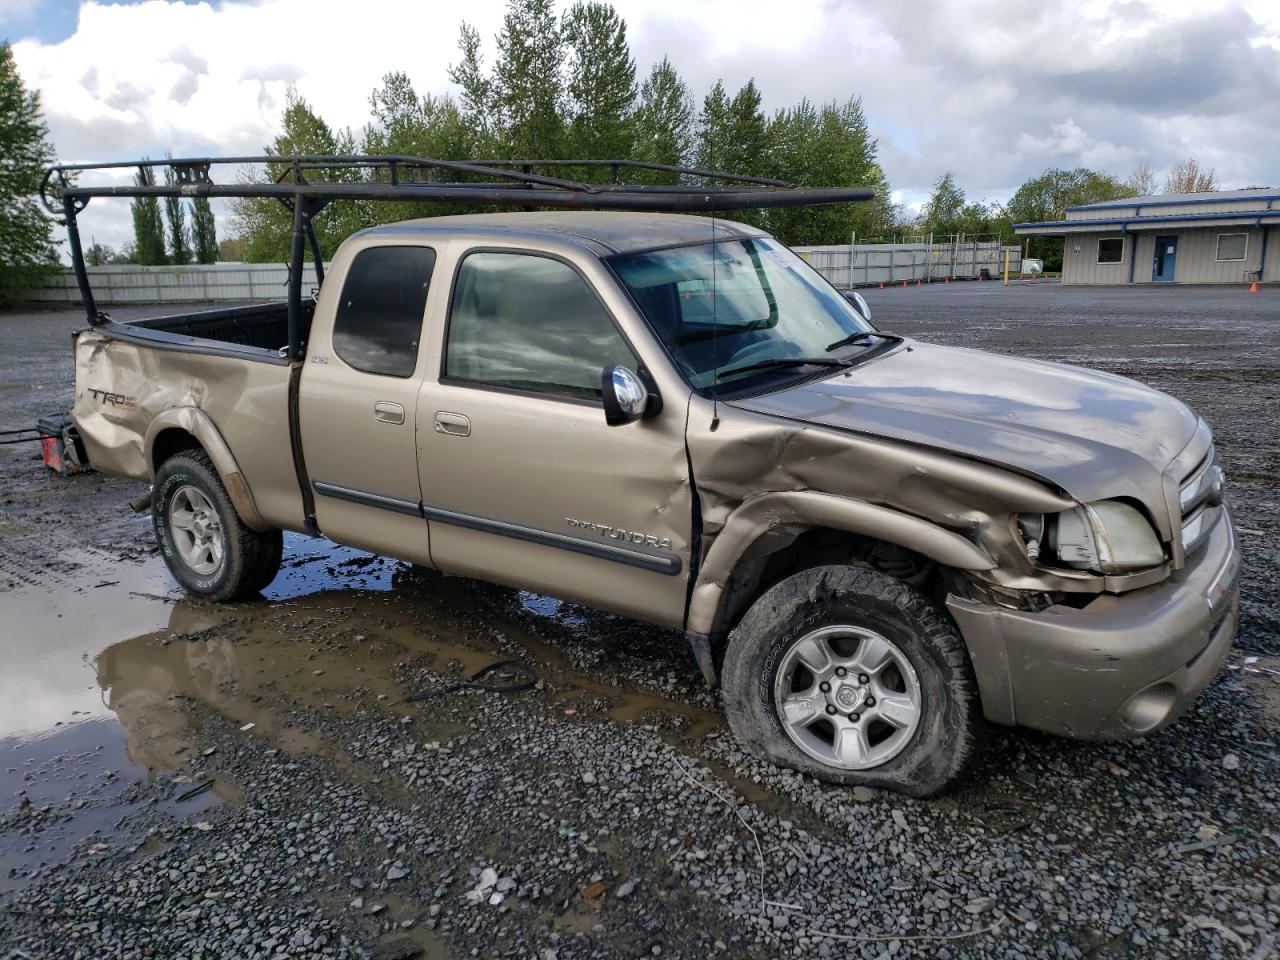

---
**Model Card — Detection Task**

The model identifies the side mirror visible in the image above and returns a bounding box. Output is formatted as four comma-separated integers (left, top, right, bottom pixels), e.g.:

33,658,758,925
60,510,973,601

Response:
846,290,872,323
601,365,660,426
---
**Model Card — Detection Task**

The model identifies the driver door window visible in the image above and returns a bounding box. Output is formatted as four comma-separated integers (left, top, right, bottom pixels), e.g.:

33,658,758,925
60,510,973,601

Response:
444,251,637,401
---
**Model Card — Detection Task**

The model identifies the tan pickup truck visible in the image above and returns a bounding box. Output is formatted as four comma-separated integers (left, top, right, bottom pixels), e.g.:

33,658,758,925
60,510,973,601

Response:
39,138,1238,799
66,209,1240,796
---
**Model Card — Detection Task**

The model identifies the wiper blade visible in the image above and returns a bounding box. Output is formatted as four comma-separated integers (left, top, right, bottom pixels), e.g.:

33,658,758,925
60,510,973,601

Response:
825,330,897,352
717,356,848,380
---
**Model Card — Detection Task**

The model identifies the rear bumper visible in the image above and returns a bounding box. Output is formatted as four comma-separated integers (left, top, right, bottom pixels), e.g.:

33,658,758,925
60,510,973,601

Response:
948,509,1240,740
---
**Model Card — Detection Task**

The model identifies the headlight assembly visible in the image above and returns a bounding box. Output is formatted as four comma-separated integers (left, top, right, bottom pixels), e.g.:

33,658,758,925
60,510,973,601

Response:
1021,501,1165,574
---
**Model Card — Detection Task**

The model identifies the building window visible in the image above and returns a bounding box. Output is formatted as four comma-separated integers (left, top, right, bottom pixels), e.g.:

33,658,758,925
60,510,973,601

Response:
1215,233,1248,261
1096,237,1124,264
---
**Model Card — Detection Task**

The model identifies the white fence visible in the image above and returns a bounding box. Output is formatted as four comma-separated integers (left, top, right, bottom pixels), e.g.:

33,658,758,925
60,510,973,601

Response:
793,241,1022,288
29,242,1023,305
27,263,323,305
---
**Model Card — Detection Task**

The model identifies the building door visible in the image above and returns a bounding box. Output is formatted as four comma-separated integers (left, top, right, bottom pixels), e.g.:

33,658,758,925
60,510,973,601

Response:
1152,235,1178,282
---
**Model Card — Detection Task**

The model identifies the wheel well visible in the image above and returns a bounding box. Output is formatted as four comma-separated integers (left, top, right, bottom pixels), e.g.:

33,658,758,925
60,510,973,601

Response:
709,526,949,648
151,428,203,473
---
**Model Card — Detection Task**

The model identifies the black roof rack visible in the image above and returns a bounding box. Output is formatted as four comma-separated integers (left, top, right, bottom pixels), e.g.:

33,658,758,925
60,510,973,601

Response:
42,154,872,212
43,154,875,349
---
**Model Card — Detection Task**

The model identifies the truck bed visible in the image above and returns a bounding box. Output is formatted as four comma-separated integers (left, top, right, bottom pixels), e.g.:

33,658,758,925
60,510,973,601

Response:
100,300,315,363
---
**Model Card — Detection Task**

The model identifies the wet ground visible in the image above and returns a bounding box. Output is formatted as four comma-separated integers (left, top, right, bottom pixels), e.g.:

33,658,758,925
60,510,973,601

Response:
1,284,1278,959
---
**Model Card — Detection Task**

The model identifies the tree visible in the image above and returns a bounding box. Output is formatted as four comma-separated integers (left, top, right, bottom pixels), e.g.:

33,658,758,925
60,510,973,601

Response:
131,162,167,266
632,57,693,182
1000,167,1131,269
694,80,731,172
915,172,996,239
364,71,480,221
1126,159,1157,196
449,23,499,147
0,41,58,306
217,236,247,262
562,2,636,162
1165,156,1218,194
763,97,893,245
695,79,769,224
233,90,366,263
162,164,191,265
85,242,115,266
491,0,566,158
190,195,218,264
724,79,767,176
918,172,967,235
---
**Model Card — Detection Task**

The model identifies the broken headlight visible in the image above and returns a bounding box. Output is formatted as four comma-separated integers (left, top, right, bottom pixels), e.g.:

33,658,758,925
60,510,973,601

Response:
1020,501,1164,574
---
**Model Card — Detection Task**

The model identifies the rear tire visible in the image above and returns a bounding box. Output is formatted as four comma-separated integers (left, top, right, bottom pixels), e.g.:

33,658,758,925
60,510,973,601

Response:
721,564,980,797
153,450,282,601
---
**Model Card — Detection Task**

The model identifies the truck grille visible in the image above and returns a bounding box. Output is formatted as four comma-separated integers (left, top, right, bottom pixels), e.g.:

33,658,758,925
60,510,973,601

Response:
1178,446,1222,558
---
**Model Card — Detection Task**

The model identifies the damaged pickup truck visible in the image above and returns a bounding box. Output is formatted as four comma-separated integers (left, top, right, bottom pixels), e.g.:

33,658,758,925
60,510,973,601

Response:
49,156,1239,796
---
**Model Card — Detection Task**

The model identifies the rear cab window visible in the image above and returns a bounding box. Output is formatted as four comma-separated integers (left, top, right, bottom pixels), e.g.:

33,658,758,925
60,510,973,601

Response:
331,245,436,377
443,250,636,402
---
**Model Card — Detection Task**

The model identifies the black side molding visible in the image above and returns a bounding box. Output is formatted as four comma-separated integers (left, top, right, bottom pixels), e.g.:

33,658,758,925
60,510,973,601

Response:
311,480,681,575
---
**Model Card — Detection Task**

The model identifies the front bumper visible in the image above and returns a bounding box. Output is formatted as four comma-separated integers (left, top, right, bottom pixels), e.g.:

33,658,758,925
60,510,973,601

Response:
948,509,1240,740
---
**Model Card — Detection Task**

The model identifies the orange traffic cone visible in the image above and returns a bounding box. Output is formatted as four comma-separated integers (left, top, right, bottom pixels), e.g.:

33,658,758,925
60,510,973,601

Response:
944,277,950,284
900,279,907,288
916,278,922,287
1250,280,1258,293
878,282,884,289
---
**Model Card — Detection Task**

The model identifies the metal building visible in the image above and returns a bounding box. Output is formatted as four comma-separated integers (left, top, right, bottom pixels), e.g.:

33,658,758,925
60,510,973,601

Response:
1013,188,1279,285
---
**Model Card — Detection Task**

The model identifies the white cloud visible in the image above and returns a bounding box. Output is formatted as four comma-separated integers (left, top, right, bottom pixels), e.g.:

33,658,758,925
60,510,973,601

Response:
12,0,1280,253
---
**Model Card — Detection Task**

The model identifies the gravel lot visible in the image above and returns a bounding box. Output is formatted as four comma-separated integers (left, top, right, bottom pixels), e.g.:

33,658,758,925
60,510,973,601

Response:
1,282,1277,960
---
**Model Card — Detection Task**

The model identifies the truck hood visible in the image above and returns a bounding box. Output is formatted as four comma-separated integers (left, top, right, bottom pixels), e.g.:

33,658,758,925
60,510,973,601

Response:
732,339,1199,520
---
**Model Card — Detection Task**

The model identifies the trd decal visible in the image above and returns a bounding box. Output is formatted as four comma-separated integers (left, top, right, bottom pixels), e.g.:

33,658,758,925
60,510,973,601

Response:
87,388,138,410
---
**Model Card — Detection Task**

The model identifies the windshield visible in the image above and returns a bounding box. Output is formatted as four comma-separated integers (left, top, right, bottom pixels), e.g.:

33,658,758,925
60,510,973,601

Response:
610,237,876,395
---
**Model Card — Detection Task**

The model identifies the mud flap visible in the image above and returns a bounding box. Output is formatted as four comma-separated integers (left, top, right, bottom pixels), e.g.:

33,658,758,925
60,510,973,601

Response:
686,631,718,688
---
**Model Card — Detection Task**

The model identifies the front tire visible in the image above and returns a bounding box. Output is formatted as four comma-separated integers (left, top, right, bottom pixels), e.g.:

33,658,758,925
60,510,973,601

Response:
153,450,283,601
721,565,980,797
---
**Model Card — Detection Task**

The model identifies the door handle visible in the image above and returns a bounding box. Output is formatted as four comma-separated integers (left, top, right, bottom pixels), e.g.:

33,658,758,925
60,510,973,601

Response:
434,411,471,437
374,401,405,425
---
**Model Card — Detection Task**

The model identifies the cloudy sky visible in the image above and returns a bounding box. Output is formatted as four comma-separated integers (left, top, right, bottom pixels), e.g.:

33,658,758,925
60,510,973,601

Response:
5,0,1280,253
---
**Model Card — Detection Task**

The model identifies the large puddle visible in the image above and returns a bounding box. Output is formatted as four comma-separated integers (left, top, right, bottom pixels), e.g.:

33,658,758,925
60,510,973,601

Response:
0,533,720,892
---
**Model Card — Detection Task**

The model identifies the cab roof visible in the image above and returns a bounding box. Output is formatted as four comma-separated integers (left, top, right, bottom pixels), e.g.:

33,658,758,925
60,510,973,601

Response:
359,211,768,256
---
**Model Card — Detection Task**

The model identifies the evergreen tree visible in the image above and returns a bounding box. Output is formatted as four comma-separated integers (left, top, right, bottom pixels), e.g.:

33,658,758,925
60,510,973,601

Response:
694,80,731,173
562,2,636,163
696,79,767,224
763,97,893,245
492,0,566,158
632,57,693,182
190,195,218,264
163,164,191,264
449,24,499,148
723,80,767,177
0,41,57,306
131,162,167,266
365,71,479,221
